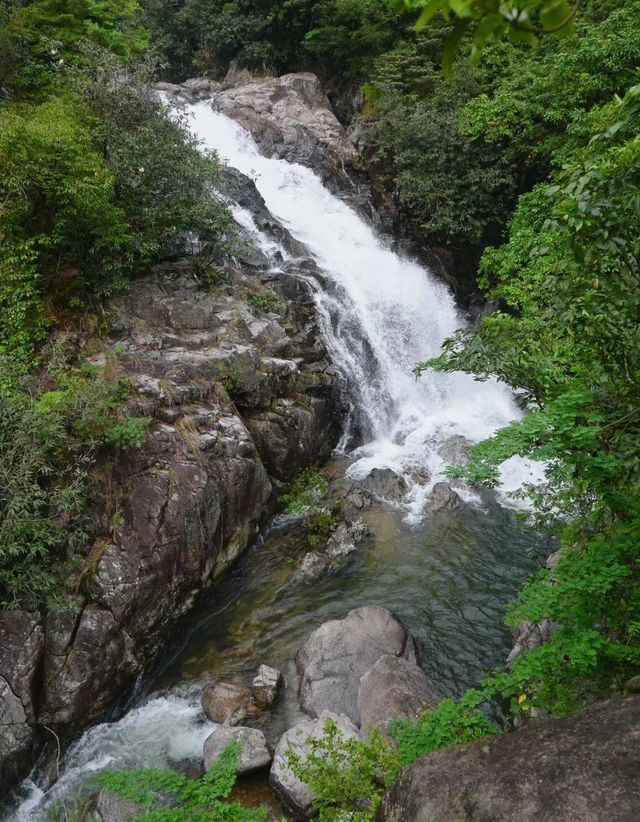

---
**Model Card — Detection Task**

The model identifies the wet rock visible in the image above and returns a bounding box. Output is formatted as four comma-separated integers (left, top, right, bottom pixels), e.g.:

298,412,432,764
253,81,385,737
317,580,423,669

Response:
437,435,471,468
0,611,44,796
326,518,371,560
252,665,282,709
506,619,557,668
377,694,640,822
181,77,221,99
203,725,271,774
296,606,416,724
215,73,358,188
201,681,258,725
94,790,145,822
360,468,408,502
357,655,443,738
425,482,464,515
270,711,360,819
298,551,329,578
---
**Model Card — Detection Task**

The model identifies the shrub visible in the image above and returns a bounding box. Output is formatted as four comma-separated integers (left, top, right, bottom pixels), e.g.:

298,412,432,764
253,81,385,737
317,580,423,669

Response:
90,742,267,821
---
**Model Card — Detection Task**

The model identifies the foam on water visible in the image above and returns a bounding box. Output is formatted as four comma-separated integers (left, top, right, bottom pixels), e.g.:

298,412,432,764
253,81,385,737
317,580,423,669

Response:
6,697,214,821
188,103,543,516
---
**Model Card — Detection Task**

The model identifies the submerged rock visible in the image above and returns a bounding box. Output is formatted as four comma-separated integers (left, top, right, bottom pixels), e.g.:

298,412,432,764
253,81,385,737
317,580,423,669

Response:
296,605,416,724
357,655,443,738
377,694,640,822
203,725,271,774
270,710,360,819
252,665,282,710
201,681,258,725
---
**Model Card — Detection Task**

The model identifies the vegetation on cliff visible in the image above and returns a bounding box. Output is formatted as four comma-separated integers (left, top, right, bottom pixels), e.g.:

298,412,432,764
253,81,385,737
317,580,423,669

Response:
0,0,229,607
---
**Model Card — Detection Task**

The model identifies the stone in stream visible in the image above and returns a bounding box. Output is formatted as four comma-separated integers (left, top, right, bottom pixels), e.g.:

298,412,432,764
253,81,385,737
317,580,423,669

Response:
296,605,416,724
203,725,271,774
252,664,282,709
270,710,360,819
425,481,464,515
357,655,443,738
201,681,258,725
360,468,408,502
377,694,640,822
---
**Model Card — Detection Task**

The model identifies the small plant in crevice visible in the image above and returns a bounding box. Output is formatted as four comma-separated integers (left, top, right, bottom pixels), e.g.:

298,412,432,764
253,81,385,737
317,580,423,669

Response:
247,289,280,314
279,468,341,546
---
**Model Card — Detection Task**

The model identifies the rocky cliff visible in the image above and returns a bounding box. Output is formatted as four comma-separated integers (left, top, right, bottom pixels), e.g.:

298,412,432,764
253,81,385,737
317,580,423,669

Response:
0,73,353,801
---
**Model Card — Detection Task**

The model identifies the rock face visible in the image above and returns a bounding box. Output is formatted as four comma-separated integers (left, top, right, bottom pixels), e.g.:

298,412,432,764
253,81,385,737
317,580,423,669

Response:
201,681,258,725
296,606,416,724
0,612,43,798
377,694,640,822
357,655,443,737
270,710,360,819
215,73,358,188
0,220,342,795
203,726,271,774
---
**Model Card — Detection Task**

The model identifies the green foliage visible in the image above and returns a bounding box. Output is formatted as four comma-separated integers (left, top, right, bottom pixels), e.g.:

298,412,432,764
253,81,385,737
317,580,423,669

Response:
289,701,498,821
389,691,500,764
0,0,147,97
0,97,129,366
247,289,279,313
92,742,267,821
419,81,640,712
279,468,339,545
0,346,150,608
397,0,578,73
287,718,400,822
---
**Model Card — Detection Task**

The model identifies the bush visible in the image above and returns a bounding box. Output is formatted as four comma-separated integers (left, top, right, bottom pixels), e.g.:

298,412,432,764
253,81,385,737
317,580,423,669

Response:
89,742,267,821
0,348,150,609
279,468,340,546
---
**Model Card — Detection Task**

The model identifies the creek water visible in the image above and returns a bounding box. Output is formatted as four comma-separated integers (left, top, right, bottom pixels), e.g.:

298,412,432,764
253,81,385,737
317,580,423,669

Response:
7,101,547,820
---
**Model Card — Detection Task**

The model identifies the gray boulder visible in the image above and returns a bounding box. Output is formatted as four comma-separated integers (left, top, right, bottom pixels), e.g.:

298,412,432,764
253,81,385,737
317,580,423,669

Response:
203,725,271,774
360,468,408,502
201,681,258,725
425,482,464,515
357,655,443,738
252,665,282,710
377,694,640,822
270,710,360,819
296,606,416,724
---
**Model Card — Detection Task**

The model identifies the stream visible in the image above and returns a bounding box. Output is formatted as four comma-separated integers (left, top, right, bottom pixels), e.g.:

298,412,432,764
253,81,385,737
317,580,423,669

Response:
7,99,546,820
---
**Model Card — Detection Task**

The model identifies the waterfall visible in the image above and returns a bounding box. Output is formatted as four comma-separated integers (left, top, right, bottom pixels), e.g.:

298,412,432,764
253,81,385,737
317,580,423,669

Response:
188,102,540,516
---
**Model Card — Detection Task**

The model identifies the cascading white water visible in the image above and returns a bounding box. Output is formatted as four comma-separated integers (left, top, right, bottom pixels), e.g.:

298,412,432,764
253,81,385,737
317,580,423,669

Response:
5,697,214,821
189,102,541,516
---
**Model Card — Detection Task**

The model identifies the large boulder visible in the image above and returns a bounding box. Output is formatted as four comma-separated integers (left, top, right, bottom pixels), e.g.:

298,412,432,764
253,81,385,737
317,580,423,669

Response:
357,655,443,738
296,606,416,724
360,468,408,502
270,710,360,819
377,694,640,822
203,725,271,774
215,73,358,185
